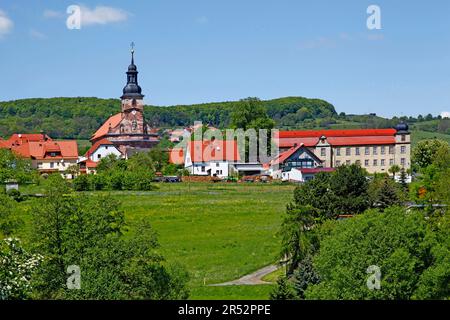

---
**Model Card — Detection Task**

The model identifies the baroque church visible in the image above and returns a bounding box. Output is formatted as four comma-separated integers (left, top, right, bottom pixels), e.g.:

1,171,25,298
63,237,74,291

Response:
91,47,159,156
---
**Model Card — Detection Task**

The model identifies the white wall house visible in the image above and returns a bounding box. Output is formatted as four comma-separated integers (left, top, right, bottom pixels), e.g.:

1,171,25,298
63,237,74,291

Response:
184,140,240,178
78,138,122,174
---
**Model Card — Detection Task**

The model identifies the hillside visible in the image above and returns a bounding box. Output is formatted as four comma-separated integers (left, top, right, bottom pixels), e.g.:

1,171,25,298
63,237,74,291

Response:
0,96,335,139
1,97,449,143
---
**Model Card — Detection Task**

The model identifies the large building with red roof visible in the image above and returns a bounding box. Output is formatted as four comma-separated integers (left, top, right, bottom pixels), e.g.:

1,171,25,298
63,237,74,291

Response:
90,48,159,156
274,123,411,174
0,133,79,178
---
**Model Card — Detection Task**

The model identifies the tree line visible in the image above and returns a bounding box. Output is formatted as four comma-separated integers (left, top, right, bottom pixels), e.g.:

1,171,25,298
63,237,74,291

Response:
271,139,450,300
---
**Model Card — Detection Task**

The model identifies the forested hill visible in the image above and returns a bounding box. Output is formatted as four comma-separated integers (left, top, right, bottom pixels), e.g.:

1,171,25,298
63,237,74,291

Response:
0,96,336,139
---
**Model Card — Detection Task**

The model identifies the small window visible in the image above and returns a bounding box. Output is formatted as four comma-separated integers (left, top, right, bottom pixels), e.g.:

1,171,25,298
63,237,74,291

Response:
336,148,341,156
355,147,360,156
373,159,378,166
355,160,361,166
389,146,395,154
336,160,341,167
373,147,378,155
365,147,370,155
321,148,326,157
216,163,220,167
401,135,406,142
201,166,205,172
381,146,385,155
346,160,351,165
50,162,54,168
401,158,406,166
390,159,394,166
365,160,369,167
98,154,101,159
346,148,351,156
381,159,385,166
401,146,406,154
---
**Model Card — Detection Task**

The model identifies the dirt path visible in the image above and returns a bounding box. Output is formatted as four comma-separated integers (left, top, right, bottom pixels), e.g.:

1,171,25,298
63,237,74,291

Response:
209,264,280,286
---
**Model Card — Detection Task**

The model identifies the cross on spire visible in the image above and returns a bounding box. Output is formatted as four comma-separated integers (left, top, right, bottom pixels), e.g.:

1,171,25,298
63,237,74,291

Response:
130,42,135,64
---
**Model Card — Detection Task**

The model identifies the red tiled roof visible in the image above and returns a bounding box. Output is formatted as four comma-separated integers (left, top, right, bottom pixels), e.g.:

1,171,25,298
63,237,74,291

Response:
276,128,397,138
276,128,397,148
188,140,240,163
10,140,78,160
276,137,319,148
271,143,304,165
4,133,52,147
327,136,395,146
91,113,122,141
85,138,115,157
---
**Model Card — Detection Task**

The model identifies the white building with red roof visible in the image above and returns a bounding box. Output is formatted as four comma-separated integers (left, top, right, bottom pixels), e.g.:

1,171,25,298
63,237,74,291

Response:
274,123,411,174
0,133,79,178
78,138,123,174
184,139,241,178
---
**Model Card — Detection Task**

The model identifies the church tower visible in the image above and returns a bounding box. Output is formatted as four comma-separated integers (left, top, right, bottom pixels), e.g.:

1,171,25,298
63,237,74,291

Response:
119,44,147,135
90,44,159,155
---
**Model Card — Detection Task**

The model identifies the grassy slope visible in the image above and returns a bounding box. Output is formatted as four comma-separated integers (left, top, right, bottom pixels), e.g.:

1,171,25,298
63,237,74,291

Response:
411,130,450,146
17,182,295,300
118,183,294,299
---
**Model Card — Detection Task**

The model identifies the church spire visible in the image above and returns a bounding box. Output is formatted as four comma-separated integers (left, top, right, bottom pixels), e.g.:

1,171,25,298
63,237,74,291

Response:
121,42,144,99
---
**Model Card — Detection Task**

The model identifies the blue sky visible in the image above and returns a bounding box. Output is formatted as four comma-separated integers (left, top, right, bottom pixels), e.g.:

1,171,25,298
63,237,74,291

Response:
1,0,450,117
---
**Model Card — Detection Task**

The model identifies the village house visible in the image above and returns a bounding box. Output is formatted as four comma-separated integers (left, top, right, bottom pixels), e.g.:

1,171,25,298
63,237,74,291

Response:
268,142,335,182
78,138,123,174
274,123,411,175
183,139,241,178
0,133,79,179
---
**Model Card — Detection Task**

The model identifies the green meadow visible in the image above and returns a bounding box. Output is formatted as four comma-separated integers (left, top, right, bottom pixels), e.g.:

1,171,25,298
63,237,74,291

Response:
17,182,295,300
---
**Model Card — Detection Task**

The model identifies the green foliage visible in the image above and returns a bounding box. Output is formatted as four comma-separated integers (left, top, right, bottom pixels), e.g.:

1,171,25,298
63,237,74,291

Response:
30,175,189,299
0,194,22,237
269,277,296,300
328,164,370,216
368,175,403,210
0,148,36,184
410,141,450,208
304,207,450,300
292,255,320,299
0,97,336,139
412,139,450,171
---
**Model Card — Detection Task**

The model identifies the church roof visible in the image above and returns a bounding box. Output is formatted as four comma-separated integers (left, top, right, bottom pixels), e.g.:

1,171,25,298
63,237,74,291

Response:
91,113,122,141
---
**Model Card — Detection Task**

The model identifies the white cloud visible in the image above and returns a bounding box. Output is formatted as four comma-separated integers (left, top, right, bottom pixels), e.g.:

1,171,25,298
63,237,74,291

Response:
0,10,13,38
79,5,129,26
43,9,64,19
30,29,47,40
441,111,450,119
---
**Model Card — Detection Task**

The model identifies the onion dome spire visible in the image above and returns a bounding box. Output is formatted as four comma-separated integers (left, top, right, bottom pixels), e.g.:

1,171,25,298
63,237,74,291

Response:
121,42,144,99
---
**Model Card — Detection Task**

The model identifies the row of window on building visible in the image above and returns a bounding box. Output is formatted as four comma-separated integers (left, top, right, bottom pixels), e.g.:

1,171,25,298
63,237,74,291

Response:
335,158,407,167
320,145,407,157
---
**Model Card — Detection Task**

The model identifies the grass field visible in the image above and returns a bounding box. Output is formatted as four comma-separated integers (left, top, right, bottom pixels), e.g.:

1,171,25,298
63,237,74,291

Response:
411,130,450,146
17,182,295,300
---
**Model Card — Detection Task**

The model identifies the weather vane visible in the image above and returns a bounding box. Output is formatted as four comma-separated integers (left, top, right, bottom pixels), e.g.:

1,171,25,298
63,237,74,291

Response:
130,41,135,53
